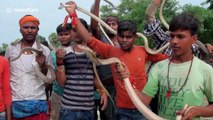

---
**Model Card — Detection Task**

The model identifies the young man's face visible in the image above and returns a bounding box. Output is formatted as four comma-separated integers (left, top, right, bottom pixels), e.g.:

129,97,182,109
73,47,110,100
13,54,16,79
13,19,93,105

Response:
106,21,118,31
117,31,136,52
170,29,197,57
57,31,71,46
71,29,84,44
105,21,118,36
20,22,39,42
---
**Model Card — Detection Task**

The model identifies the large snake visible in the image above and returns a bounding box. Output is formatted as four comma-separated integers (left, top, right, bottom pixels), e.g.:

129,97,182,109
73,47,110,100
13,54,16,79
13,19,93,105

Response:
59,3,169,54
78,45,166,120
58,2,188,119
10,47,56,84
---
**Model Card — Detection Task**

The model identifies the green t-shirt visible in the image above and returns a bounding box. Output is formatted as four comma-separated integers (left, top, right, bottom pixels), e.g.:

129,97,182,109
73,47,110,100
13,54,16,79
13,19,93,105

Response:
143,57,213,120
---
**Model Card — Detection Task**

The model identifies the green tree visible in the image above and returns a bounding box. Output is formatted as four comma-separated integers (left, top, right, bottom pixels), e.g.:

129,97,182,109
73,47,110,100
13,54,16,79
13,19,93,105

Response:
100,0,179,46
205,0,213,9
182,4,213,44
48,32,61,48
0,43,8,56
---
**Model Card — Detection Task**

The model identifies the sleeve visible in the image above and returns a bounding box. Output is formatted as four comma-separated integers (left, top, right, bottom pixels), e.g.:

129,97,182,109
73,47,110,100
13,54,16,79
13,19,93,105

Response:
43,46,54,68
87,37,113,59
142,63,160,98
143,19,170,50
203,66,213,102
147,53,168,63
2,57,12,107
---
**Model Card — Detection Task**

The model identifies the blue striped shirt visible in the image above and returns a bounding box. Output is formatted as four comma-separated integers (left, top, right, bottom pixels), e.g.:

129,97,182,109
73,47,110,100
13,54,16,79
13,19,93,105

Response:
61,51,95,110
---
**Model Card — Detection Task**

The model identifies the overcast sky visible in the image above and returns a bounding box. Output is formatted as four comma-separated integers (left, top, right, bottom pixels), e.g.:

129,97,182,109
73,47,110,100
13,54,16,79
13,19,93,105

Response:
0,0,207,45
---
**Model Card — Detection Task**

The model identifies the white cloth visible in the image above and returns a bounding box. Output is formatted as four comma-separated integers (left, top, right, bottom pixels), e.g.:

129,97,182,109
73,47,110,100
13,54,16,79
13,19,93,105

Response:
5,41,53,101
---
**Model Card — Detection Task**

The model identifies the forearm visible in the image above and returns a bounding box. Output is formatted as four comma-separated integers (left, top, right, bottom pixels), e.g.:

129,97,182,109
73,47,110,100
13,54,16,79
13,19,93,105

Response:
75,18,93,43
90,0,101,38
136,92,152,107
197,104,213,117
66,2,93,43
56,65,66,86
5,105,11,120
145,0,161,23
94,76,103,90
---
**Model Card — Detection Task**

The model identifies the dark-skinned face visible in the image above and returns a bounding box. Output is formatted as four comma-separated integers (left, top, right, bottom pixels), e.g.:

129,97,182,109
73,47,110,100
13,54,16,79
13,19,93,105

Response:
20,22,39,42
170,29,197,58
117,31,136,52
58,31,72,46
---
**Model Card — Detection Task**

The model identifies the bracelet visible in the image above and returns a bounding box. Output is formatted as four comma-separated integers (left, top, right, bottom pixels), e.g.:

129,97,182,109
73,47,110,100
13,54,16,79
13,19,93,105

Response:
57,66,64,72
63,11,78,28
70,11,78,27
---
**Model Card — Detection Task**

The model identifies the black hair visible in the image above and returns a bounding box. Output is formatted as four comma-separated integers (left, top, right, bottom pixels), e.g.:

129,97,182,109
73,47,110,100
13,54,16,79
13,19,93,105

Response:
169,13,200,35
117,20,137,35
79,18,89,30
105,16,119,24
56,23,72,34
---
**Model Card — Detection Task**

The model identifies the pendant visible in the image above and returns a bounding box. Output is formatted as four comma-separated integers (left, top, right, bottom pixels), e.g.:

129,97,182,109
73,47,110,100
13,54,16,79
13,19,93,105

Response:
166,91,171,99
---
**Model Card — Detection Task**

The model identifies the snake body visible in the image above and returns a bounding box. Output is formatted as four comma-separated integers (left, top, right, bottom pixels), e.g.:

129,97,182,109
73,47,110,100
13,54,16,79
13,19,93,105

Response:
10,47,55,84
78,45,165,120
59,3,169,54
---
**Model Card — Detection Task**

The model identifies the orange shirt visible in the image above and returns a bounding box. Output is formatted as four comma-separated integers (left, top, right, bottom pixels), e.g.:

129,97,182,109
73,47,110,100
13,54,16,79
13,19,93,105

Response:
0,56,12,112
88,37,168,109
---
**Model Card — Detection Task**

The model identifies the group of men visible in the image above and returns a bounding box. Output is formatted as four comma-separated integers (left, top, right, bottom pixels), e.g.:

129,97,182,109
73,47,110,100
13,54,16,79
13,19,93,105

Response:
0,0,213,120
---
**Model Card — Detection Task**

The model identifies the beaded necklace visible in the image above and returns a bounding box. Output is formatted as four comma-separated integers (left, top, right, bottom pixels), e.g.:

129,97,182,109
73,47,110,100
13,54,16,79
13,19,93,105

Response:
72,45,90,78
166,57,193,99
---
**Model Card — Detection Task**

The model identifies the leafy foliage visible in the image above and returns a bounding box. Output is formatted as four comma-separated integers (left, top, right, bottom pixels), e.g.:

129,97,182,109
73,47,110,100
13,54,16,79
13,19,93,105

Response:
100,0,212,46
181,4,213,44
48,32,61,48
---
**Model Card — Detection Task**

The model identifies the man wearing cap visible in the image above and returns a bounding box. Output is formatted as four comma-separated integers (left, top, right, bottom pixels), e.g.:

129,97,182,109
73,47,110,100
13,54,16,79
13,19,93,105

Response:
5,15,53,120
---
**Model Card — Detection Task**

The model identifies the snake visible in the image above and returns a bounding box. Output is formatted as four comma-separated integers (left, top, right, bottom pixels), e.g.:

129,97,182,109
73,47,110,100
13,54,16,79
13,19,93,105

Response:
59,2,167,119
10,47,56,84
159,0,213,67
58,3,169,54
58,2,191,119
78,45,166,120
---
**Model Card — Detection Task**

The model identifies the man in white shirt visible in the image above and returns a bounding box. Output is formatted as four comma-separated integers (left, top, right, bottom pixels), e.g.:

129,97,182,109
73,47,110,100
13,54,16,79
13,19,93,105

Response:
5,15,53,120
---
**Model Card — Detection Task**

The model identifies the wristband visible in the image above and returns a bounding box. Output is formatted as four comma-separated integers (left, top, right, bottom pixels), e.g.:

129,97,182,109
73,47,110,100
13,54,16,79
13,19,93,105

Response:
70,11,78,27
63,11,78,28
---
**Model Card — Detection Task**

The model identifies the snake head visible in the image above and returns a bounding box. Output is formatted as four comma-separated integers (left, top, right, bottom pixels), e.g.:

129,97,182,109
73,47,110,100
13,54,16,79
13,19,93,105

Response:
58,2,77,10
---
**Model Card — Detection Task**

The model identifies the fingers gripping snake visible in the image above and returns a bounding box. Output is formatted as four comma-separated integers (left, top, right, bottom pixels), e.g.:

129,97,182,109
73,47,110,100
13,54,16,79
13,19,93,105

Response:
10,47,56,84
59,3,170,54
58,2,189,119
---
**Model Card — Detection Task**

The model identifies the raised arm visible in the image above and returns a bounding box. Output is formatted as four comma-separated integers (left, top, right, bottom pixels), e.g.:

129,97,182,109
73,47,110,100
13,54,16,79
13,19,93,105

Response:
90,0,101,38
65,1,93,43
145,0,161,23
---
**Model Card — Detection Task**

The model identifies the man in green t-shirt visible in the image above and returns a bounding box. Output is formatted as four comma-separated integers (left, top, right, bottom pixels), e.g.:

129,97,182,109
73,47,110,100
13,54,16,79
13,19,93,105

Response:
117,13,213,120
